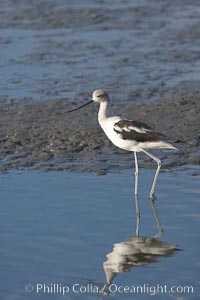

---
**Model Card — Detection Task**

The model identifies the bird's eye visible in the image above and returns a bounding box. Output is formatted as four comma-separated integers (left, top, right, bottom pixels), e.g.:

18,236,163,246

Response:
97,95,101,98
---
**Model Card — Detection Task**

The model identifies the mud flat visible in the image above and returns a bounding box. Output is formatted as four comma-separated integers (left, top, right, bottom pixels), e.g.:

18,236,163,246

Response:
0,0,200,173
0,80,199,174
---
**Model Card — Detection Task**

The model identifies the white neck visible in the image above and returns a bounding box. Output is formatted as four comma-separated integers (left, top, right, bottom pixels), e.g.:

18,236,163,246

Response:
98,101,109,123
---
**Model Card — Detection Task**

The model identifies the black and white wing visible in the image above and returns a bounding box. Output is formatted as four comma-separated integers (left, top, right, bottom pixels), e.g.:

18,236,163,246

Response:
113,119,169,142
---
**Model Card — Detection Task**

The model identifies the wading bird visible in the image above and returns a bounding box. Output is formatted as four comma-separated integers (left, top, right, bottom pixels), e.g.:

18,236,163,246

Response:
66,90,177,199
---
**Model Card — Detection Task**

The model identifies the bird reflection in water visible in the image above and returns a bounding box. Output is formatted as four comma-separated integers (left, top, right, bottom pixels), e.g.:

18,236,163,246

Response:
101,196,178,295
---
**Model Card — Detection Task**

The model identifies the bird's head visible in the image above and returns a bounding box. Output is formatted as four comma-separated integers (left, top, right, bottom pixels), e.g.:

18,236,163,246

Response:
92,89,110,104
65,89,110,114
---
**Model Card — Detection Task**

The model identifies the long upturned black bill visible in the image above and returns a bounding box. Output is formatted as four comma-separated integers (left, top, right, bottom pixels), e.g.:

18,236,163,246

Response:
65,100,93,113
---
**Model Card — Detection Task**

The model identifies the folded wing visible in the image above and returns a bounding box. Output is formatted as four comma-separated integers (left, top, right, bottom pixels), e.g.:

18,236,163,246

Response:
113,119,169,143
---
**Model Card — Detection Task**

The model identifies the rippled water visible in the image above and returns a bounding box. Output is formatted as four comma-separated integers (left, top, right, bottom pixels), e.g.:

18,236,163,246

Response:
1,0,200,102
0,169,199,299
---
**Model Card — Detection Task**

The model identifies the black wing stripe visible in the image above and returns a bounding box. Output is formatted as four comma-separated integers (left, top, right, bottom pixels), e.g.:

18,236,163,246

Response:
114,128,168,142
115,119,153,131
114,119,170,142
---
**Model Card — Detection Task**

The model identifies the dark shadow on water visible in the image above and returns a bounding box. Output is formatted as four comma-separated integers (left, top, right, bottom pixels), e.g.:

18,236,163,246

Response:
100,195,179,295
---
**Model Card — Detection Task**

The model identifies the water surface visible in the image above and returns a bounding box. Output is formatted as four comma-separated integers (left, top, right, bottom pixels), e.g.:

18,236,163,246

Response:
0,169,199,299
1,0,200,101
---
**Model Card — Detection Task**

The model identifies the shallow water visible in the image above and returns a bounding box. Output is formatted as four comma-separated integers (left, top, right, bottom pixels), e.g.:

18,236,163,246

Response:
1,0,200,102
0,169,199,299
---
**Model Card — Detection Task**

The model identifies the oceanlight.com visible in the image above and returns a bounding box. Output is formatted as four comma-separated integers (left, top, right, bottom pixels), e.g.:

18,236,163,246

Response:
25,283,194,296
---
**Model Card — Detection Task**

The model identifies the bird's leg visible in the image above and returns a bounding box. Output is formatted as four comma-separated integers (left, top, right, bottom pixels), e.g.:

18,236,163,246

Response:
134,151,139,196
141,149,161,199
134,194,140,237
150,198,163,238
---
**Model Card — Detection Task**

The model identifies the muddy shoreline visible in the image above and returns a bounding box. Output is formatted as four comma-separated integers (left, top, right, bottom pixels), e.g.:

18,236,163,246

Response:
0,81,199,174
0,0,200,174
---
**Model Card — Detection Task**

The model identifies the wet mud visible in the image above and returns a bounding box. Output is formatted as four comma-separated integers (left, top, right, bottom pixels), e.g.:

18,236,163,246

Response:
0,83,199,174
0,0,200,173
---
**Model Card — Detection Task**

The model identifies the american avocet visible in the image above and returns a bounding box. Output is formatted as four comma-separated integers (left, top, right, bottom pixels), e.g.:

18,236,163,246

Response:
66,89,177,199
